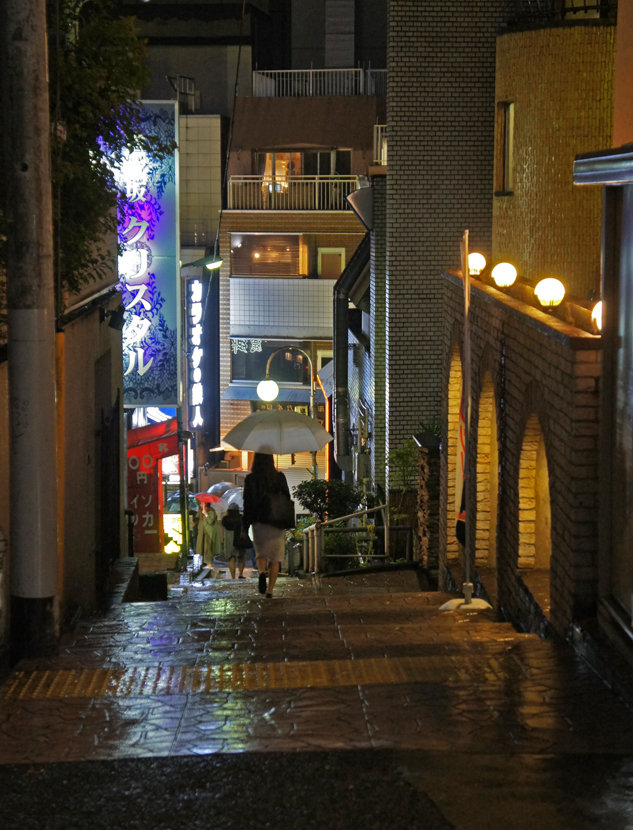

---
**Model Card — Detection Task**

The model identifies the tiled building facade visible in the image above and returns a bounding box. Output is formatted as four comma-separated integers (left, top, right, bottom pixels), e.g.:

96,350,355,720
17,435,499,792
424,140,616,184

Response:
384,0,508,457
438,16,615,637
345,1,617,643
493,25,615,299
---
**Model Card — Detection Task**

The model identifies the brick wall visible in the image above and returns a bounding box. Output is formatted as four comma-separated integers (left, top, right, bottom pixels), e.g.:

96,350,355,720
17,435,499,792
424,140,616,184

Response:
493,25,615,300
385,0,508,474
442,272,601,636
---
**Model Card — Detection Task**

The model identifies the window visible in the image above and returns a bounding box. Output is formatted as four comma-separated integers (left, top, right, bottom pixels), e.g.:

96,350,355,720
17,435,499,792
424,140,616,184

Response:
231,339,312,385
495,101,514,196
230,233,301,276
317,247,345,279
256,149,351,178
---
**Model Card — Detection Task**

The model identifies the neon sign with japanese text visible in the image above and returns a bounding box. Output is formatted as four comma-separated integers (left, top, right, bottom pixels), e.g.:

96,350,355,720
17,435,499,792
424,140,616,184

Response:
116,102,180,407
187,278,205,428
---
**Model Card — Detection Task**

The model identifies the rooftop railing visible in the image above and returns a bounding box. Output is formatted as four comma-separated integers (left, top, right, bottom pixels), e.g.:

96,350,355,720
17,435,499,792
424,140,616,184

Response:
228,174,360,211
252,68,386,98
509,0,617,25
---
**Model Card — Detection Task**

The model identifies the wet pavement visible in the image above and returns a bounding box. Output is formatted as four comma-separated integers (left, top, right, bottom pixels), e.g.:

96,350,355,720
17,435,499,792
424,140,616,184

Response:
2,561,633,828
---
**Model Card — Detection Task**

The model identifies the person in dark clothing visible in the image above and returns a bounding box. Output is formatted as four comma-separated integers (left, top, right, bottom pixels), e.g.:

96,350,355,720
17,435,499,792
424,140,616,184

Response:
221,503,252,579
242,452,291,598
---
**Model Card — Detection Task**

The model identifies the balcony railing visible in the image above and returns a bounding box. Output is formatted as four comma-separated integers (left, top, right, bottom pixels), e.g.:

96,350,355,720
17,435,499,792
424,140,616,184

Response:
373,124,387,165
252,68,386,98
228,175,360,211
509,0,617,25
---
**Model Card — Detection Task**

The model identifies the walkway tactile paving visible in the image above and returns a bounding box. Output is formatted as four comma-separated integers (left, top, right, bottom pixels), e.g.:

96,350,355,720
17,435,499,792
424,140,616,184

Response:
2,567,633,774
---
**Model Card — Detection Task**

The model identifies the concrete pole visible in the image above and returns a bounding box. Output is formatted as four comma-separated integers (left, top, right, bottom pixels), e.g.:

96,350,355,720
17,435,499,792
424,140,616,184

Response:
1,0,59,658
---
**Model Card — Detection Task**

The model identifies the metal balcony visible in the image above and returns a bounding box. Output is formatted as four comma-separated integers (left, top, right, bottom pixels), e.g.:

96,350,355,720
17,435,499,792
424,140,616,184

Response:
509,0,616,25
251,68,386,98
227,175,360,211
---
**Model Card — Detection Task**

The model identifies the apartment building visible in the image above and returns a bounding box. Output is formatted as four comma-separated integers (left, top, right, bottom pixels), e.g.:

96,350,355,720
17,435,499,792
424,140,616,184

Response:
217,68,384,487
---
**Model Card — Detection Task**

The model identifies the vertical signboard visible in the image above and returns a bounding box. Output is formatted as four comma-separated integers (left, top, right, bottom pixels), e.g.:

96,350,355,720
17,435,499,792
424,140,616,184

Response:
127,418,179,555
117,101,180,407
186,275,207,429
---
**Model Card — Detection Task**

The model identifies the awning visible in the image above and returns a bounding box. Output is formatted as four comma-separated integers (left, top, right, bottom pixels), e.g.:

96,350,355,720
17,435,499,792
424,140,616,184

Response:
127,416,179,465
222,384,324,403
317,360,334,397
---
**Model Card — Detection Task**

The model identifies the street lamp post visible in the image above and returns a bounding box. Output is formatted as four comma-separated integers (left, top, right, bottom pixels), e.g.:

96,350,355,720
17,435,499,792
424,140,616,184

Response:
257,346,318,477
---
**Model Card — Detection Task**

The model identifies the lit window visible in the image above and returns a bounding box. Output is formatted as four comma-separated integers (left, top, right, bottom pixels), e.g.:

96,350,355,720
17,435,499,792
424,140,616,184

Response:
495,101,514,196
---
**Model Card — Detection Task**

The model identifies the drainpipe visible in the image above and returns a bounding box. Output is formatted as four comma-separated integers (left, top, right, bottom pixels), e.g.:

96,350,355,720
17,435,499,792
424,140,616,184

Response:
333,232,370,475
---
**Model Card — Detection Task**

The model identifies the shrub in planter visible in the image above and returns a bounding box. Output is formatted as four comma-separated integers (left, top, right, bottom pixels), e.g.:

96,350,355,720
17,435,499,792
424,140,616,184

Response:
293,479,362,521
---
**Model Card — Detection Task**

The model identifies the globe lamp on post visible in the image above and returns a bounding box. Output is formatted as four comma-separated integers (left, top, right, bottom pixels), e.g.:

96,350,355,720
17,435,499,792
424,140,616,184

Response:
534,277,565,310
257,346,318,477
256,377,280,402
468,252,486,276
491,262,517,289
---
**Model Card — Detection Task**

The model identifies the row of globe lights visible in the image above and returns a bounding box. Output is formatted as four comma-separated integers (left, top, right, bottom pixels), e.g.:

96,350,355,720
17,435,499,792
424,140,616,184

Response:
467,252,603,333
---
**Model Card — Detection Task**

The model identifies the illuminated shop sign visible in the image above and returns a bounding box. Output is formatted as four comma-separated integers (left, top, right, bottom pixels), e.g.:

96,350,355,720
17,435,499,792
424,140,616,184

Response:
116,101,180,407
187,277,205,428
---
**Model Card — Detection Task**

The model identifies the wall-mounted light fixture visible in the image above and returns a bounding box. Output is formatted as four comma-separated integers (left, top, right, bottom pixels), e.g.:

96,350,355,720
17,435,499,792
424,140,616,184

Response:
491,262,517,288
182,246,223,271
591,300,603,332
100,303,126,331
468,252,486,275
534,277,565,309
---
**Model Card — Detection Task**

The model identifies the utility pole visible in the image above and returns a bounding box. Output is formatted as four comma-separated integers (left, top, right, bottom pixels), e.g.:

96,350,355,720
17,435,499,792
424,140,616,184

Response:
1,0,59,658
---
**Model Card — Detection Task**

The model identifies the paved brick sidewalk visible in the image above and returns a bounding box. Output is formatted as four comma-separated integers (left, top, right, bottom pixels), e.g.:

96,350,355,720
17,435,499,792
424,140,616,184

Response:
2,563,633,828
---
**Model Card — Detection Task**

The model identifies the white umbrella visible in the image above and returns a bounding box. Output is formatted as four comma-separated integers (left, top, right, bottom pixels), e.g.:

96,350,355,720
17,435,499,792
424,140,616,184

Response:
223,409,333,455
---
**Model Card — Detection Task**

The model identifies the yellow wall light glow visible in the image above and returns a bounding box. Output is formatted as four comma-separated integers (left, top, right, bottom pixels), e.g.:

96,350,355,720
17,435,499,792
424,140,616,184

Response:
468,252,486,275
591,300,603,332
534,277,565,308
491,262,517,288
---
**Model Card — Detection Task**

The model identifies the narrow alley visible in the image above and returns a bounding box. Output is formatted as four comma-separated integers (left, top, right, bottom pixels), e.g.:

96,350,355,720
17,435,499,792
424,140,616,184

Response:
2,563,633,829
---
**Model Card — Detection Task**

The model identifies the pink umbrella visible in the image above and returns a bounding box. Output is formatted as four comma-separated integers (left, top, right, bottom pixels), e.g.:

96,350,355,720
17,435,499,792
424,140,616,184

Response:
194,493,229,515
194,492,224,504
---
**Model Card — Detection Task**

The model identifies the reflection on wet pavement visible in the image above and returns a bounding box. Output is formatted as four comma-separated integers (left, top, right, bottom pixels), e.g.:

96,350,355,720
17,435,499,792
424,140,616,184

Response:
2,565,633,827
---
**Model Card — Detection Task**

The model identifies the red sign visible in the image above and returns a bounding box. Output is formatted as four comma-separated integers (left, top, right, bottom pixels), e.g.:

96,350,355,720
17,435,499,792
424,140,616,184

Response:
127,418,179,554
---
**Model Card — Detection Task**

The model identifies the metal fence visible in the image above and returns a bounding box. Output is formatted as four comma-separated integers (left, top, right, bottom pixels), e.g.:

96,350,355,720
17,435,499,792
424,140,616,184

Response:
228,174,360,211
509,0,616,24
299,504,415,574
252,68,387,98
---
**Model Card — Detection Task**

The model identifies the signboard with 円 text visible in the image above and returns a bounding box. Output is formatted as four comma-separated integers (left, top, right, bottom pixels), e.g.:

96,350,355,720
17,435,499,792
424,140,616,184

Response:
117,101,180,407
127,418,179,555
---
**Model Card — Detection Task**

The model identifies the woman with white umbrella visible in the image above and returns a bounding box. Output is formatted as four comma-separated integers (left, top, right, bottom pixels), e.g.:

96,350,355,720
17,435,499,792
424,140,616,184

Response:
242,452,292,598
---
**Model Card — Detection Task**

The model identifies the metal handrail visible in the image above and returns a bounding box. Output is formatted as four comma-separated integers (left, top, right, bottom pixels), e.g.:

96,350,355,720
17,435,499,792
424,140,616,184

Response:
302,504,388,573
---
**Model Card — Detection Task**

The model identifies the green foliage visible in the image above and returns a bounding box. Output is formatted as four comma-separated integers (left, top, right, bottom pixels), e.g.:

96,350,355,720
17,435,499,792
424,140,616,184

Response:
293,478,362,522
48,0,159,295
1,1,174,302
324,524,356,561
387,438,418,492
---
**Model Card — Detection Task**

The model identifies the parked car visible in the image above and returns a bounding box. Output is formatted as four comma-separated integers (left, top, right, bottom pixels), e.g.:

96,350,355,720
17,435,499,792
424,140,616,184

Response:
164,493,199,514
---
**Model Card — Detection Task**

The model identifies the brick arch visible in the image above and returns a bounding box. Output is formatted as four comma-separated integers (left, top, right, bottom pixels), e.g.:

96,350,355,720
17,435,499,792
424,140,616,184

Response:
446,344,463,563
475,371,498,567
518,412,552,572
